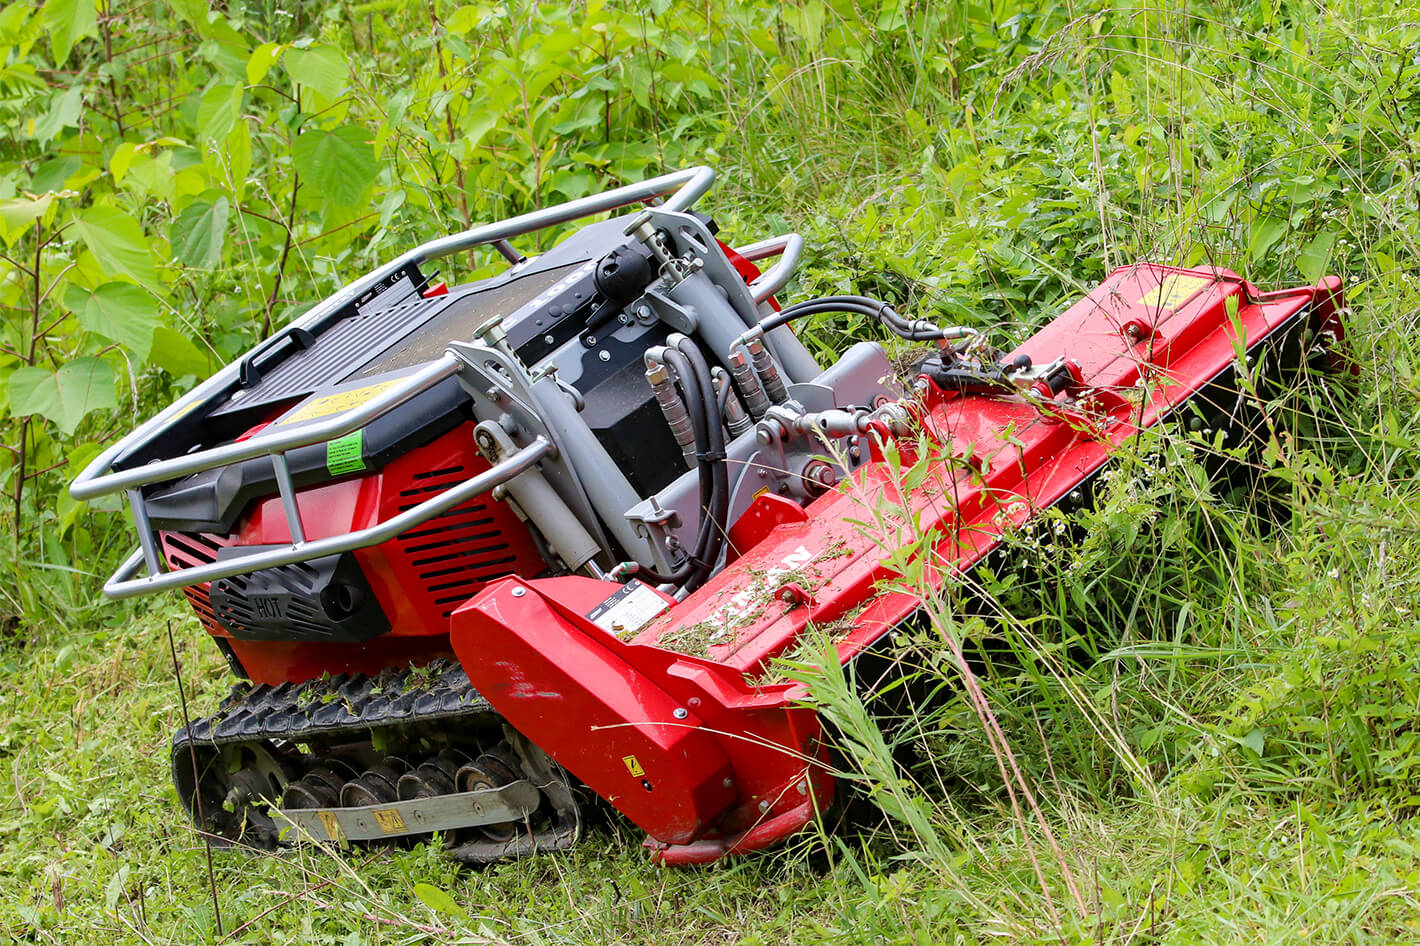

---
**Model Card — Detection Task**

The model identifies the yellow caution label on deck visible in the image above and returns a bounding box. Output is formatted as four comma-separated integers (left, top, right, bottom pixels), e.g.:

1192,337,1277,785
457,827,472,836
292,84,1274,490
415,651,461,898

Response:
622,755,645,778
275,379,400,426
1135,273,1213,311
374,809,407,833
317,811,344,841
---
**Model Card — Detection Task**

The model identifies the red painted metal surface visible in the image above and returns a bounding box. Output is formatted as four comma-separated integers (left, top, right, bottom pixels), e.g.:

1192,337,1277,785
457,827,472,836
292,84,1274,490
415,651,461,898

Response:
449,574,832,857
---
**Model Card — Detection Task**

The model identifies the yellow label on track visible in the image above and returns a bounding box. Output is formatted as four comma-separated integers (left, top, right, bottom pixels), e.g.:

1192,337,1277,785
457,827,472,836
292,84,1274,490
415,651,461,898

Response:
1135,273,1213,311
622,755,645,778
374,809,407,833
317,811,344,841
275,379,400,426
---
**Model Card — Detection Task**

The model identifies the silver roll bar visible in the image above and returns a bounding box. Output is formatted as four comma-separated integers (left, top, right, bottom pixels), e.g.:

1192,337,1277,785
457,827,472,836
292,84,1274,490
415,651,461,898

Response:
737,233,803,304
100,437,553,599
71,165,717,502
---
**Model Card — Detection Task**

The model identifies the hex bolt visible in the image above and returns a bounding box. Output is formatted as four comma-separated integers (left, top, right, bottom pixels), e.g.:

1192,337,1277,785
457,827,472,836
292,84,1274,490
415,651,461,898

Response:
796,781,808,795
543,334,555,345
722,777,733,789
1068,490,1083,505
672,707,689,720
758,800,771,813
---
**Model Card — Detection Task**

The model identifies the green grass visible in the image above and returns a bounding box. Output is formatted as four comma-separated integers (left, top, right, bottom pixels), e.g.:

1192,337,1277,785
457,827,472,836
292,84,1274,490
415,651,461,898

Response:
6,0,1420,942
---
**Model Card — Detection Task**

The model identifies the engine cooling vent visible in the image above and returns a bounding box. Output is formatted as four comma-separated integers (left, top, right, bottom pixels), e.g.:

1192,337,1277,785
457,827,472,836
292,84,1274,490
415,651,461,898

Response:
160,531,233,634
393,465,521,617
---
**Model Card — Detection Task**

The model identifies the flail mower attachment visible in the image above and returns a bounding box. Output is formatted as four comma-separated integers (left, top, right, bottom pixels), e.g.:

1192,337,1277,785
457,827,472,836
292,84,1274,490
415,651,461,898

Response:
72,166,1345,865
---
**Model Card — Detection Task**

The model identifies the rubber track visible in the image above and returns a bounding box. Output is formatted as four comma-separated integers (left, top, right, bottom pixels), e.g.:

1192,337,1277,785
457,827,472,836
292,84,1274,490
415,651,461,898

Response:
173,657,497,751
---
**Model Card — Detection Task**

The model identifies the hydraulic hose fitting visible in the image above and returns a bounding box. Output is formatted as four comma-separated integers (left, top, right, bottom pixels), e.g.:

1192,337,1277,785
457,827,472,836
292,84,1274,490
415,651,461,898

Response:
712,367,753,437
728,348,772,419
645,352,697,469
745,335,789,404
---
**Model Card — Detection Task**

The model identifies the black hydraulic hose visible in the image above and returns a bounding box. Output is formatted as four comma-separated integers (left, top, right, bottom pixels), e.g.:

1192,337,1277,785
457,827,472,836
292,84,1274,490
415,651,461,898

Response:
665,346,720,578
629,347,711,587
752,294,972,343
616,340,731,590
675,336,729,591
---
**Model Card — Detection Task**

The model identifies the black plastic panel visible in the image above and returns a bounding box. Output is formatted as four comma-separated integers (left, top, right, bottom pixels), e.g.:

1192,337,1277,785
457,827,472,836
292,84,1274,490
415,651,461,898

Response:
209,549,389,643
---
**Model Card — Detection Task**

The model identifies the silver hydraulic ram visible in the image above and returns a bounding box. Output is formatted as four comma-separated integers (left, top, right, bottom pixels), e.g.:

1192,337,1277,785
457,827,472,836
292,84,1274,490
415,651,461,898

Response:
475,421,601,574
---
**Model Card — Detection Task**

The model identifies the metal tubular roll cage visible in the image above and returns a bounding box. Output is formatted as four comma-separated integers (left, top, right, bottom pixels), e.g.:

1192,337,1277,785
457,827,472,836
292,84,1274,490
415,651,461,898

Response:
71,166,804,600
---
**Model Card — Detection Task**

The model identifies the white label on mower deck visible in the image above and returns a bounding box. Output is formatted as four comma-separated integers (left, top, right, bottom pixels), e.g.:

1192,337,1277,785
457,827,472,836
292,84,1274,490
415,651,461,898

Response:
588,581,670,636
356,274,416,314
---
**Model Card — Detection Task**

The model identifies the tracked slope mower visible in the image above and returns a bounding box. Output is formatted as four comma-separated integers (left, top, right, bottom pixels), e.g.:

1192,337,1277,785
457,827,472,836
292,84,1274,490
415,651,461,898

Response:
73,167,1344,865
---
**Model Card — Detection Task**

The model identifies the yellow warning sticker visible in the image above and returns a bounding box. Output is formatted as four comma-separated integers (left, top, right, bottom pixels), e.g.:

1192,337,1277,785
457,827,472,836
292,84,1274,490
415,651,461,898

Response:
317,811,344,841
622,755,645,778
374,808,407,833
275,379,401,427
1135,274,1213,311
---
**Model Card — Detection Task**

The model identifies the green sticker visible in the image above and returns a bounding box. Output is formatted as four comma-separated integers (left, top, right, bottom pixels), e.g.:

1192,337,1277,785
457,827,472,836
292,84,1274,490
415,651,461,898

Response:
326,430,366,476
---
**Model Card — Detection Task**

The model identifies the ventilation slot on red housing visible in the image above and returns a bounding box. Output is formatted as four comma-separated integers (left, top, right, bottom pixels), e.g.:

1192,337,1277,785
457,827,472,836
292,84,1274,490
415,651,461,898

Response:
392,466,522,617
159,531,233,635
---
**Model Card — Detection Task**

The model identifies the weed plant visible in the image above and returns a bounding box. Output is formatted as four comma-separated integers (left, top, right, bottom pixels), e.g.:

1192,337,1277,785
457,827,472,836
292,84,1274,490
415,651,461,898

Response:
4,0,1420,943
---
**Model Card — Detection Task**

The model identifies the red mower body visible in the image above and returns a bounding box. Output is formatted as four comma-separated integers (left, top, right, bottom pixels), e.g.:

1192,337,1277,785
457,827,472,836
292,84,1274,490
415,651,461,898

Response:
74,167,1343,864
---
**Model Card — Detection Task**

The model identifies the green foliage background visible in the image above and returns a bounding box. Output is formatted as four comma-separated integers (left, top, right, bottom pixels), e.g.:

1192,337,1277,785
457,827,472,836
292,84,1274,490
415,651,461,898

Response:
3,0,1420,942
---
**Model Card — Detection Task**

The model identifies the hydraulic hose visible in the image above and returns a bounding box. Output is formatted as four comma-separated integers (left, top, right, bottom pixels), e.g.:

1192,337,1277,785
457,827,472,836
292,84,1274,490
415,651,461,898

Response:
674,336,730,590
620,340,727,591
747,294,978,344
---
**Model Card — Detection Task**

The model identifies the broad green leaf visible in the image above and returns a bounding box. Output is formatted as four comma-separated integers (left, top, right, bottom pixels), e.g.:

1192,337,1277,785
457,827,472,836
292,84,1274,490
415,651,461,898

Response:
32,155,80,193
1298,230,1337,284
247,41,283,85
292,125,377,207
197,83,241,142
44,0,97,64
286,44,348,102
0,194,54,244
1241,728,1266,758
411,883,464,917
76,282,162,361
71,206,161,290
446,6,482,34
110,142,139,183
224,120,252,199
29,84,82,143
150,325,212,377
1246,215,1287,262
171,196,229,268
8,358,117,434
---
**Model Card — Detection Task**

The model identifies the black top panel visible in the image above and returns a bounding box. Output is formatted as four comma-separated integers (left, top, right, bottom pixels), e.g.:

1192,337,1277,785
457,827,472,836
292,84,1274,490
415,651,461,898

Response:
210,260,585,420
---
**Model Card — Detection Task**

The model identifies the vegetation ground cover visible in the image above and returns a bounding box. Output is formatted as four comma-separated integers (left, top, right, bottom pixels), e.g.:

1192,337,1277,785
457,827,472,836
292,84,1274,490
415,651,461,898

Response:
3,0,1419,942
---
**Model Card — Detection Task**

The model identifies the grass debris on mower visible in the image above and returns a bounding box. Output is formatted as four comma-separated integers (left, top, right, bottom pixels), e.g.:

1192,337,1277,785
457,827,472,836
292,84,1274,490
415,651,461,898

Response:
72,167,1344,865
